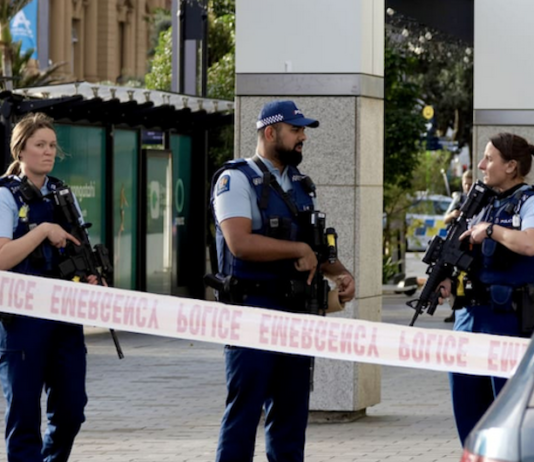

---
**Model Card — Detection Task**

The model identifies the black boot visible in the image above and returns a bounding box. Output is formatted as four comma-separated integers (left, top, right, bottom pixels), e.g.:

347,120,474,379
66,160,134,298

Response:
444,311,455,323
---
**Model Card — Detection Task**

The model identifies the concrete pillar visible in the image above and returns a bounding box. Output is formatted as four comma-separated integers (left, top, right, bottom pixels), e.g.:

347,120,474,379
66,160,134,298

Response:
474,0,534,183
235,0,384,413
84,0,99,81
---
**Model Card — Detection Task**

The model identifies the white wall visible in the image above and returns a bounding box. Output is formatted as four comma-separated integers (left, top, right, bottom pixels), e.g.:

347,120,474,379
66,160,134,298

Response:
475,0,534,109
236,0,384,75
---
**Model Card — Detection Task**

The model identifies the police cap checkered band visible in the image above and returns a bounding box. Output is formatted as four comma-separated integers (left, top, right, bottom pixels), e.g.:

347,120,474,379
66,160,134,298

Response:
256,100,319,130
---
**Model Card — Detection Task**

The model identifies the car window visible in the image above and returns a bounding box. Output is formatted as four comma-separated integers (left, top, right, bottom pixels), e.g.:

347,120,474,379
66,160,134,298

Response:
408,199,452,216
434,200,452,214
408,200,434,215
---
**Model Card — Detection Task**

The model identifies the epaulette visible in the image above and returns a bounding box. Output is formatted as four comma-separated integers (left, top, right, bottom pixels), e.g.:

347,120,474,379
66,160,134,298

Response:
0,175,21,193
222,159,248,169
499,184,534,215
514,185,534,212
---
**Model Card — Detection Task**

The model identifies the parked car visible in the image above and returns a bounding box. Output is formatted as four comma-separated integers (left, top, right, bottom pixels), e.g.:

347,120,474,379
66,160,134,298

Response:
405,193,453,251
461,333,534,462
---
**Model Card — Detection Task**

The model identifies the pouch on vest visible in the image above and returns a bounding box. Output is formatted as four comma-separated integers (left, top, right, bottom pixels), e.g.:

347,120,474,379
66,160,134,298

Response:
265,216,294,240
513,284,534,335
489,285,514,312
481,238,497,258
482,236,516,272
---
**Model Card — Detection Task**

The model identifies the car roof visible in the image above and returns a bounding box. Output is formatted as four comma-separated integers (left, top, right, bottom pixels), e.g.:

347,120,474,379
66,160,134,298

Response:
412,192,452,202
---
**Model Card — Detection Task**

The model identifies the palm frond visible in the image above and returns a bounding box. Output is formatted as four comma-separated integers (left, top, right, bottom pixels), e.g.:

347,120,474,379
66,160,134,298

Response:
0,0,34,21
18,61,67,88
0,1,34,53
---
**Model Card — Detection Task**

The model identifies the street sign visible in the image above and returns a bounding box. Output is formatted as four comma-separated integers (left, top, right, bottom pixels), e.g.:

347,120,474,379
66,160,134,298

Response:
423,105,434,120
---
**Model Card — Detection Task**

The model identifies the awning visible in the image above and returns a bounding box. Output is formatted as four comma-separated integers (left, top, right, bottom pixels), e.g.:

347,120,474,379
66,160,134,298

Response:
1,82,234,131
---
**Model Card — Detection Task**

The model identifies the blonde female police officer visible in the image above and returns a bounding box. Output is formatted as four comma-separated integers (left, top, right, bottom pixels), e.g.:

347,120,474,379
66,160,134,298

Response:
0,113,97,462
212,101,355,462
440,133,534,444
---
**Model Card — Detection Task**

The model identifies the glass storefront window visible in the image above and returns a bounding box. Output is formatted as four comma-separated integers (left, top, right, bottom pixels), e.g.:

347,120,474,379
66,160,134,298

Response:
53,124,106,245
145,150,173,295
113,130,138,290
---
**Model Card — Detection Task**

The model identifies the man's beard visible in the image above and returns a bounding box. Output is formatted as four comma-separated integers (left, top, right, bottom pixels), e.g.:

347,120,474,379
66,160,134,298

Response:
275,143,303,167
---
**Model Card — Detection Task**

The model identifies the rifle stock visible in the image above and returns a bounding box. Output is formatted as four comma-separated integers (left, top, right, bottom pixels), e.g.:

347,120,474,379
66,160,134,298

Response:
407,181,495,326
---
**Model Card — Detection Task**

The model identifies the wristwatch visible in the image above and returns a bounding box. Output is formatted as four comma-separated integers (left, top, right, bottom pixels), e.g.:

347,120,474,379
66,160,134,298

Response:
486,223,495,239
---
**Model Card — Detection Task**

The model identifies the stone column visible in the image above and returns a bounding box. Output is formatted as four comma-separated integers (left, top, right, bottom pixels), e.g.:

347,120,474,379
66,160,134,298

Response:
133,2,148,79
63,0,73,77
235,0,384,413
123,8,135,77
72,3,85,79
37,0,50,70
474,0,534,184
96,0,116,82
49,0,66,71
84,0,99,81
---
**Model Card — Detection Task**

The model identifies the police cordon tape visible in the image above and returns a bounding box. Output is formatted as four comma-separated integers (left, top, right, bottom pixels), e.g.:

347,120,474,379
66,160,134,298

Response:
0,270,529,378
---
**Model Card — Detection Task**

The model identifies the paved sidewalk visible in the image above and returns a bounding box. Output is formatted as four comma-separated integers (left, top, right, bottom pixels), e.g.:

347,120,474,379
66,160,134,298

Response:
0,293,462,462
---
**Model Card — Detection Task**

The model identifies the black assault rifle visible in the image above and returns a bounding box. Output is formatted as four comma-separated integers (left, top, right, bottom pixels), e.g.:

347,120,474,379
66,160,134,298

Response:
52,186,124,359
204,210,338,316
406,181,495,326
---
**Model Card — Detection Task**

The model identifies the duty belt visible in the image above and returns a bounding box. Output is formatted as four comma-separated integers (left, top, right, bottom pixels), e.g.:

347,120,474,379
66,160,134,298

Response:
464,284,524,307
204,273,308,299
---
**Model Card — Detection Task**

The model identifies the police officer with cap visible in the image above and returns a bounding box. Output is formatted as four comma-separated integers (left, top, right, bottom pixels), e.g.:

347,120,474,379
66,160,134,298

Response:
211,100,355,462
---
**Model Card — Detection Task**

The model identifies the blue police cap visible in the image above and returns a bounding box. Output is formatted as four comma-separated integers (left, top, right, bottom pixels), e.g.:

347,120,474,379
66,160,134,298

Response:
256,100,319,130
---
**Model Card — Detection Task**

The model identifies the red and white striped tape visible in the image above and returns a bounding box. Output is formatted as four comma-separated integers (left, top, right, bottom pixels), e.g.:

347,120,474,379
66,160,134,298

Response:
0,271,528,378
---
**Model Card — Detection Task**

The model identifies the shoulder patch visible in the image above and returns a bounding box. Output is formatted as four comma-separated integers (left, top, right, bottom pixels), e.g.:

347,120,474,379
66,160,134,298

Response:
217,175,231,196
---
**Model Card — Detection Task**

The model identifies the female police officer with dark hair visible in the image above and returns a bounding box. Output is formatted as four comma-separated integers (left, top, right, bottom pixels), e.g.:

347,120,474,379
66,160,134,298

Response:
440,132,534,445
0,112,96,462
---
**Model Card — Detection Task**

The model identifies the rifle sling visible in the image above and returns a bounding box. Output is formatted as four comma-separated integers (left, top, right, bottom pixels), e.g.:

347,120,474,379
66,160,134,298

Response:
252,155,299,217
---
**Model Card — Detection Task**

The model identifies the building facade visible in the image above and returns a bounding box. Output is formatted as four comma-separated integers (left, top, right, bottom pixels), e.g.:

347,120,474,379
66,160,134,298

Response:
48,0,170,83
473,0,534,184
